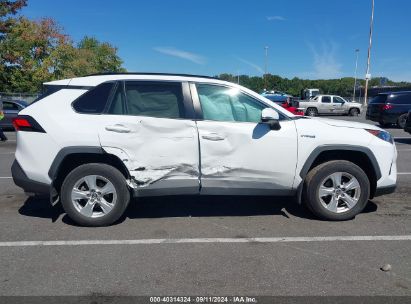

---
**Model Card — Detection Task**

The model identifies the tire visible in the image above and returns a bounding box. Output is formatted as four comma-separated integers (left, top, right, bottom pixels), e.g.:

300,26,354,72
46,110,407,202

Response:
349,108,360,116
61,163,130,226
306,108,318,117
303,160,370,221
397,113,408,129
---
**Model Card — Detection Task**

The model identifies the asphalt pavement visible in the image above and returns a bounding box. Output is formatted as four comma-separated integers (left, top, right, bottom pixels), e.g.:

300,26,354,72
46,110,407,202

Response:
0,115,410,297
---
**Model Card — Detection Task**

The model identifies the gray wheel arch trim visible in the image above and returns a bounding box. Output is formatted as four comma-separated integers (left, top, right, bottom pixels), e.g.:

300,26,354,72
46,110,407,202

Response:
295,145,382,205
299,145,382,181
48,146,130,180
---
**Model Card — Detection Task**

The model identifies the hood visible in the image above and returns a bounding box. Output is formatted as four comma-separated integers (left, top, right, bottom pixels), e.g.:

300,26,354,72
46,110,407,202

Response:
310,117,381,130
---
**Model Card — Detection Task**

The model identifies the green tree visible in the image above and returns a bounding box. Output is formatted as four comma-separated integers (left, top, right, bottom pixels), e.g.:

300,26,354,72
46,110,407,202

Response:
68,36,125,76
0,18,125,92
0,17,75,92
0,0,27,36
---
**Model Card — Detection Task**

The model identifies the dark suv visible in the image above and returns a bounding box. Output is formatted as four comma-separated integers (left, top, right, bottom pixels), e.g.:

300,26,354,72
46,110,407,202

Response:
366,91,411,128
404,110,411,134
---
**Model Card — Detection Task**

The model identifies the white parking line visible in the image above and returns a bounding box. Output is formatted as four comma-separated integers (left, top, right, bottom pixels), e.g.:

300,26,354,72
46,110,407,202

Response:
0,235,410,247
0,177,12,179
398,172,411,175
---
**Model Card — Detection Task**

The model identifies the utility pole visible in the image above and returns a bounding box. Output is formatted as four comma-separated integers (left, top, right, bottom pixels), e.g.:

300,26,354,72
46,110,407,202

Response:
353,49,359,101
364,0,375,107
264,46,269,91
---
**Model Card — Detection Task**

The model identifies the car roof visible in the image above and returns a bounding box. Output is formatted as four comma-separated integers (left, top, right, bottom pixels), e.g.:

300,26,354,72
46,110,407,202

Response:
1,99,28,106
44,73,228,87
379,91,411,95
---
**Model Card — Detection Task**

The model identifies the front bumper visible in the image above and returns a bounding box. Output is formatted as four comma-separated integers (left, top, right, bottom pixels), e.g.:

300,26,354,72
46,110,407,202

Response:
11,160,50,194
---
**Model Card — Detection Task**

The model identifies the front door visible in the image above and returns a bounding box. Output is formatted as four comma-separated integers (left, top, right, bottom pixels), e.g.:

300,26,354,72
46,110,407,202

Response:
97,81,200,195
192,84,298,195
332,96,346,114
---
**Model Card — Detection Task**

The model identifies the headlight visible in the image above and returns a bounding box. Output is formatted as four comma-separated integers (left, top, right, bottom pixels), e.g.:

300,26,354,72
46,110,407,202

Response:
365,129,393,143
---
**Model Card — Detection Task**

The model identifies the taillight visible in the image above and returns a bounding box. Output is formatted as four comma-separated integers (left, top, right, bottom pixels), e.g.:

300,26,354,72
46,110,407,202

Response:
380,104,393,111
12,115,45,132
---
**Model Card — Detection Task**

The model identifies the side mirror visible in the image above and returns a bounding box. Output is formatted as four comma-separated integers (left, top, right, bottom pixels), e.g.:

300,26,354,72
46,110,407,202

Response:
261,108,281,130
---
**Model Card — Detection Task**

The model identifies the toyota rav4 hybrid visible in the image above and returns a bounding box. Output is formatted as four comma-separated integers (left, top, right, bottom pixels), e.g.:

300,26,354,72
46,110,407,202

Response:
11,73,397,226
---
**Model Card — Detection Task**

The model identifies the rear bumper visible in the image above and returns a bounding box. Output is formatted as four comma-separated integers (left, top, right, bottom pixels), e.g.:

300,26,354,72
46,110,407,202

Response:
374,184,396,197
11,160,50,194
366,112,399,124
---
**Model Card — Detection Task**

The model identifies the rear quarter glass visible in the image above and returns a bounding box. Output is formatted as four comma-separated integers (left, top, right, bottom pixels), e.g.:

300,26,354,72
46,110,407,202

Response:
389,93,411,105
369,95,388,104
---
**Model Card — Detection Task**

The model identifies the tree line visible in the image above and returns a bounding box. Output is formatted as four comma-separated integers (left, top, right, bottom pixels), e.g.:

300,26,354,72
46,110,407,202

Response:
216,73,411,98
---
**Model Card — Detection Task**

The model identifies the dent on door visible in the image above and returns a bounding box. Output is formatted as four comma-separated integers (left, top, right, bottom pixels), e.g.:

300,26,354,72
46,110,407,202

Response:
197,120,298,193
100,118,200,188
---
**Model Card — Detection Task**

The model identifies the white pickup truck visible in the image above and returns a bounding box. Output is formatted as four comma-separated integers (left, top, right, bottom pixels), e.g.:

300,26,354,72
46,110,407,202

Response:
298,95,363,117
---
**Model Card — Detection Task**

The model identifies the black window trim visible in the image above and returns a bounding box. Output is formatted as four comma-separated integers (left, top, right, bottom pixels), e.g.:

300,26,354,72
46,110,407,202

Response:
190,82,290,124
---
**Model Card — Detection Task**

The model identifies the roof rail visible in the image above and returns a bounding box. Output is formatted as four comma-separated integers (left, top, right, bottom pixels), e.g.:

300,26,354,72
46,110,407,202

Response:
85,72,218,80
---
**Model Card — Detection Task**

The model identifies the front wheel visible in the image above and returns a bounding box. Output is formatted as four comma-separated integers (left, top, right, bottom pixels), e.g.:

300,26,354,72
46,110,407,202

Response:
61,163,130,226
303,160,370,221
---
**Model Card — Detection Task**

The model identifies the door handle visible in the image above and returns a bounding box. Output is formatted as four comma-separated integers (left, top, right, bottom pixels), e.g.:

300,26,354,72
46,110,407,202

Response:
201,133,225,141
105,124,132,133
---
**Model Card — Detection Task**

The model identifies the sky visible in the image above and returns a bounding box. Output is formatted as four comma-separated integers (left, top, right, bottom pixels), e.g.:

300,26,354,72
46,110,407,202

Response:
22,0,411,81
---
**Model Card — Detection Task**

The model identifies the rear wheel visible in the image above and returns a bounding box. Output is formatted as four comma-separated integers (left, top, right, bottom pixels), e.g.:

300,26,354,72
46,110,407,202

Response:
306,108,318,117
397,113,408,129
61,163,130,226
349,108,360,116
303,160,370,221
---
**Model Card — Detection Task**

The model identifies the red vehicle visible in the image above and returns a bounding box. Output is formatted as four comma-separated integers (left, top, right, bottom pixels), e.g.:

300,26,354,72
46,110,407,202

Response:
281,98,304,115
262,94,304,115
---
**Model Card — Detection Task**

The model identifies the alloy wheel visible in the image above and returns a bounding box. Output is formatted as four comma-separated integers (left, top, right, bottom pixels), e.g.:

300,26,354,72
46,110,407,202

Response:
71,175,117,218
318,172,361,213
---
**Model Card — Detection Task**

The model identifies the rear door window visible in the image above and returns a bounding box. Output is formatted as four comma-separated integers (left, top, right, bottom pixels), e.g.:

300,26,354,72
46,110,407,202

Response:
322,96,331,103
124,81,185,118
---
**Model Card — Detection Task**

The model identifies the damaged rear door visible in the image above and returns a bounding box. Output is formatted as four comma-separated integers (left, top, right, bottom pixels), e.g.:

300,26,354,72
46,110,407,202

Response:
98,80,200,195
192,83,298,195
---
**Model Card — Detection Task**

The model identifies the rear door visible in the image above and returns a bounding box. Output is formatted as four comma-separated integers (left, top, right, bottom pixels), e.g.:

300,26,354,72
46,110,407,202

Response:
192,83,298,195
319,96,332,114
95,81,200,195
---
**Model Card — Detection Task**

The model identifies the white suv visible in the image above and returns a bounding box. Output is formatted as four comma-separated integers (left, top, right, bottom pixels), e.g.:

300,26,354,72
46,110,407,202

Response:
12,73,397,226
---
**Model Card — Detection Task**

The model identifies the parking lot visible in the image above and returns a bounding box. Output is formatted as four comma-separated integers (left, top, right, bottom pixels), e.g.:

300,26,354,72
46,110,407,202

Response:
0,114,410,296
